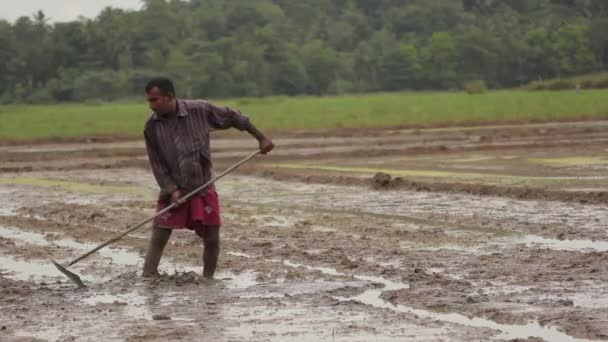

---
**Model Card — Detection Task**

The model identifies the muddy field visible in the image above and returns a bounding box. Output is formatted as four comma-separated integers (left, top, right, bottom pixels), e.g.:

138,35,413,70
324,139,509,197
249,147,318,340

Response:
1,121,607,341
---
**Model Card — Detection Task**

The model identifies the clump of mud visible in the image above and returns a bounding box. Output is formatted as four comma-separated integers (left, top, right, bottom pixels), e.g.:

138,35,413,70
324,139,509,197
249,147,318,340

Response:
163,271,208,286
372,172,404,189
106,271,211,287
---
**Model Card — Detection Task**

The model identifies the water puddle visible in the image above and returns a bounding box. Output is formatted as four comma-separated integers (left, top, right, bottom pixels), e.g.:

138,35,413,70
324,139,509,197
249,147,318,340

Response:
347,285,587,341
0,188,18,216
79,271,262,324
400,241,479,253
569,293,608,309
0,255,97,282
0,225,146,285
311,225,337,233
233,280,369,299
82,291,153,320
0,226,140,265
0,206,17,216
229,251,590,342
220,271,260,289
15,328,65,342
505,234,608,253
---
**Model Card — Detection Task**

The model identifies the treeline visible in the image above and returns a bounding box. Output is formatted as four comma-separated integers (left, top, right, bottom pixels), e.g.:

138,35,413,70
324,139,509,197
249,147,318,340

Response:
1,0,607,103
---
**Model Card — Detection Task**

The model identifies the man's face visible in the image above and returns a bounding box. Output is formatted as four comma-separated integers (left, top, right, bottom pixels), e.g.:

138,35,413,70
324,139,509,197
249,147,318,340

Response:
146,87,174,115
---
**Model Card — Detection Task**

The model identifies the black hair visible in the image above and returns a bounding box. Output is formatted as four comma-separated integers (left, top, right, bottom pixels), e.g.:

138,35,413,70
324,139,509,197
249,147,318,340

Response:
145,77,176,96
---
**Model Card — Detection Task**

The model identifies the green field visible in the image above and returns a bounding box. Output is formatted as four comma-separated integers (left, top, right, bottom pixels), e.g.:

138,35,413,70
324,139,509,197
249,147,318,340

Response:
1,90,607,141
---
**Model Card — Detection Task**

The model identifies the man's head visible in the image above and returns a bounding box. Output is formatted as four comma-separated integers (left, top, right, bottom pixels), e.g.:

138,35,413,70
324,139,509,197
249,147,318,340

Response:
145,77,176,115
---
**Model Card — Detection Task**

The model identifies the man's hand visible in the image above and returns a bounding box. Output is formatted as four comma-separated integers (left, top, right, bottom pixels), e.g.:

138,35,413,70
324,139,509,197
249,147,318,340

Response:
170,189,185,206
259,137,274,154
246,124,274,154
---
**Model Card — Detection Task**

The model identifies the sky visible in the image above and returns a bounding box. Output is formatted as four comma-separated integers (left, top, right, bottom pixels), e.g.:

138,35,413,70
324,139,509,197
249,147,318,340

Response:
0,0,143,23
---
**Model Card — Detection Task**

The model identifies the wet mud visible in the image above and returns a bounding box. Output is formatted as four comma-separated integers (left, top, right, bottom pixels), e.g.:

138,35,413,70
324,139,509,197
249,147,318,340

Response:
1,121,607,341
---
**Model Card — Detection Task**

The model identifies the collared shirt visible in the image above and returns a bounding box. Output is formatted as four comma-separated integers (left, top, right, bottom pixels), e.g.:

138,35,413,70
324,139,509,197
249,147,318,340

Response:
144,99,251,198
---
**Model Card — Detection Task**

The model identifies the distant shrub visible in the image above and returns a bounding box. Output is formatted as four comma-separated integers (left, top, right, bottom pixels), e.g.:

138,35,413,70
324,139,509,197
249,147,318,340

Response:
83,98,106,106
26,89,54,104
593,75,608,89
526,73,608,91
328,79,356,95
526,80,546,91
546,79,574,91
580,79,594,89
464,80,487,94
0,92,12,105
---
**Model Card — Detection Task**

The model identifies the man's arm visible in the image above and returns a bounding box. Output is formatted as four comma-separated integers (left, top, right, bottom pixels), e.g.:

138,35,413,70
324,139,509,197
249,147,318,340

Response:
203,101,274,154
144,129,179,197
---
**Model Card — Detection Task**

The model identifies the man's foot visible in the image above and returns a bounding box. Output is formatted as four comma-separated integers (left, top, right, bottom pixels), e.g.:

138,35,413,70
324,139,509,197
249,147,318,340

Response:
142,227,172,279
141,270,160,278
201,275,218,285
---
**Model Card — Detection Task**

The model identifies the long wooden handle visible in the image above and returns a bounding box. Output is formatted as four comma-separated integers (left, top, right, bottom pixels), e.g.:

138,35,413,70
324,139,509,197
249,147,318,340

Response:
66,150,261,267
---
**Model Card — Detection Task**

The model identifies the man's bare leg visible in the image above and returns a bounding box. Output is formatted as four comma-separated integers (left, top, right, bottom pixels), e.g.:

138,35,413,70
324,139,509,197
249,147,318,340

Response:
201,225,220,278
142,227,172,277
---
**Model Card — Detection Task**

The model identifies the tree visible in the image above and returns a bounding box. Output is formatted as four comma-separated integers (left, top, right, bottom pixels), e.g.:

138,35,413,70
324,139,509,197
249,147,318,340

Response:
421,32,460,88
456,27,501,85
0,0,607,102
552,24,596,76
301,40,340,95
380,43,422,90
521,27,557,80
589,18,608,69
0,20,16,96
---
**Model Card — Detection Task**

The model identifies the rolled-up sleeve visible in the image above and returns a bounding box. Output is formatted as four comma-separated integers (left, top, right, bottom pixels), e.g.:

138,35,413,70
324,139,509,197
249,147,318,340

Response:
203,101,251,131
144,129,178,197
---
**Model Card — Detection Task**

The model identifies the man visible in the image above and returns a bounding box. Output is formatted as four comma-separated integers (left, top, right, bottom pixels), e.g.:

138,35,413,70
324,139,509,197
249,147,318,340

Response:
142,77,274,278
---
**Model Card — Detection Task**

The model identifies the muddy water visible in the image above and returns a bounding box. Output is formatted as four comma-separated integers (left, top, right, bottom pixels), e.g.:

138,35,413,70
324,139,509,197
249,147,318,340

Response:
1,250,492,341
236,251,593,341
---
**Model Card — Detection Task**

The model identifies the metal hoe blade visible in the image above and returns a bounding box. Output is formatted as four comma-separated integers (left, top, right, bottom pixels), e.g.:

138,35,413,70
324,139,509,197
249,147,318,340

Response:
51,259,86,288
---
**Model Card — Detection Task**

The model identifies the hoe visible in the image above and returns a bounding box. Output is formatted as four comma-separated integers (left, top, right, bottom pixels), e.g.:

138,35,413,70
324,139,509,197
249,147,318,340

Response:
52,150,261,288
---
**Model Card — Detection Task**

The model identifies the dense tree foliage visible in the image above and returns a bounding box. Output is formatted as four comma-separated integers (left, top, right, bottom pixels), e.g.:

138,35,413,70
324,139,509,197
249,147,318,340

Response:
1,0,607,103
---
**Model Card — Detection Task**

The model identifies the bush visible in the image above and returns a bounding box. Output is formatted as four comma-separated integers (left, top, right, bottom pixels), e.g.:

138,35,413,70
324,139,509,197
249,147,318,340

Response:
526,80,546,91
545,79,574,91
580,79,594,89
464,80,487,94
26,89,54,104
526,73,608,91
0,91,12,104
593,76,608,89
328,79,355,95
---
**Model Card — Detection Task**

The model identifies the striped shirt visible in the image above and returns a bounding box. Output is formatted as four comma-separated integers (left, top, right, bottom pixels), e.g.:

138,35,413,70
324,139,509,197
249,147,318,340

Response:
144,99,251,198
